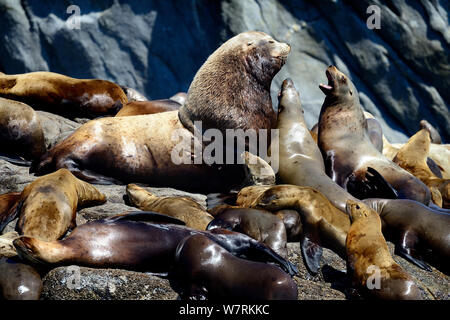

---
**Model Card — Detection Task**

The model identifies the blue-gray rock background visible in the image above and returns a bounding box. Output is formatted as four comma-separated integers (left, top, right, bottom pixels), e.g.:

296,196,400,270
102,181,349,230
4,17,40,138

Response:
0,0,448,142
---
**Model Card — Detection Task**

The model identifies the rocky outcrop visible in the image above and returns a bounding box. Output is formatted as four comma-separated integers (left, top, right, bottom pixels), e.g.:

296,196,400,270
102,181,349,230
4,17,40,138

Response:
0,0,448,142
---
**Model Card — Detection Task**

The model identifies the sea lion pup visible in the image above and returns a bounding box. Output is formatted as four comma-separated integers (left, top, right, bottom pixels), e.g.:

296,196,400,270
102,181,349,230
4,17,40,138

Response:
0,257,43,300
120,86,148,102
115,98,182,117
237,184,350,274
206,207,288,258
0,169,106,241
126,184,213,230
318,66,430,204
393,129,450,208
420,119,442,144
0,71,127,118
31,32,290,192
172,234,298,300
0,97,46,165
345,200,422,300
13,211,298,276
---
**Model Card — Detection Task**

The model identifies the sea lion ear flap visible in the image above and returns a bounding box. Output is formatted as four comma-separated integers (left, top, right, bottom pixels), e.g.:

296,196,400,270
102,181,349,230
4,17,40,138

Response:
300,232,323,275
110,211,186,226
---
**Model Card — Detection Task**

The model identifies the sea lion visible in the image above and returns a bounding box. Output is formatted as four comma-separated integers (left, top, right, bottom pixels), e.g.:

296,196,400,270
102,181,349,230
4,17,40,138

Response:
0,257,43,300
31,32,290,193
115,99,181,117
206,207,288,258
0,169,106,241
0,97,46,165
120,86,148,102
13,211,298,276
345,200,422,300
318,66,430,204
274,210,302,242
237,184,350,274
393,129,449,208
126,183,213,230
363,198,450,274
0,192,21,229
0,71,127,118
420,119,442,144
172,234,298,300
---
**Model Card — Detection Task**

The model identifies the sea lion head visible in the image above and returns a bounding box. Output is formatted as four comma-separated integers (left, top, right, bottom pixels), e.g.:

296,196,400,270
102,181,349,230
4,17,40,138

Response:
319,66,358,104
278,78,304,117
180,31,290,134
346,200,373,222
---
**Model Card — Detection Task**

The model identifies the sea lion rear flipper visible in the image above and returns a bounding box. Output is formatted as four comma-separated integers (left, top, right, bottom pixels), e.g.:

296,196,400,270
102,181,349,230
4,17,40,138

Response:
110,211,186,225
347,167,399,200
395,231,432,272
426,157,443,178
300,234,323,275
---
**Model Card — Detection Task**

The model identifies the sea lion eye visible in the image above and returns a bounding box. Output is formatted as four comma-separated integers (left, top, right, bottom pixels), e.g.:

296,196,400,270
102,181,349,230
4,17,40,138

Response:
247,42,253,46
349,90,353,95
268,40,275,44
356,205,360,209
340,76,345,82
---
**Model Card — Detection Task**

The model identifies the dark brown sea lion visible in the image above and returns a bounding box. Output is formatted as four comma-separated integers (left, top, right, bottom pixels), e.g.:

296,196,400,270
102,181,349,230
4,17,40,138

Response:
0,97,46,165
363,198,450,274
206,207,288,258
115,99,181,117
0,169,106,241
318,66,430,204
0,71,127,118
345,200,422,300
420,119,442,144
31,32,290,193
126,183,213,230
393,129,449,208
13,211,298,276
172,234,298,300
0,257,43,300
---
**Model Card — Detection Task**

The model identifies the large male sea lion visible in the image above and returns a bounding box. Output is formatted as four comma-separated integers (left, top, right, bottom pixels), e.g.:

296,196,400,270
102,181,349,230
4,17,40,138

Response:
345,200,422,300
13,211,298,276
0,169,106,241
393,129,449,208
206,207,288,258
0,71,127,118
31,32,290,193
172,234,298,300
0,97,46,165
126,184,213,230
317,66,430,204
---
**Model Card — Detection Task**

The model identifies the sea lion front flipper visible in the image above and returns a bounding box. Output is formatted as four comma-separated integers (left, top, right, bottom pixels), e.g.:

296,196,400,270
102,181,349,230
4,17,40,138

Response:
347,167,399,200
395,231,432,272
110,211,186,225
426,157,443,178
300,233,323,275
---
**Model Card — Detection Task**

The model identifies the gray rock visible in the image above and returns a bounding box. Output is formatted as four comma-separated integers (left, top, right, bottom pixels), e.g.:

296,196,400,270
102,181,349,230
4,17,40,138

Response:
36,111,81,149
0,0,448,142
0,159,35,194
41,266,178,300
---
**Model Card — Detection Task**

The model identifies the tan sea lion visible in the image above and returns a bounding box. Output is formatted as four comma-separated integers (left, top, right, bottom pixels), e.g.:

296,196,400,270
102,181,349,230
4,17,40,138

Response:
13,211,298,276
0,97,46,165
345,200,422,300
115,99,181,117
0,71,127,118
206,207,288,258
393,129,449,208
420,119,442,144
318,66,430,204
0,257,43,300
126,184,213,230
172,234,298,300
31,32,290,193
0,169,106,241
237,184,350,274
